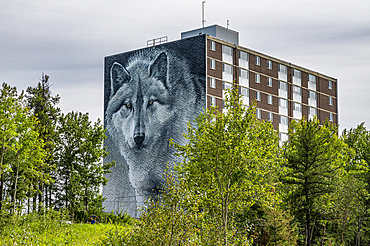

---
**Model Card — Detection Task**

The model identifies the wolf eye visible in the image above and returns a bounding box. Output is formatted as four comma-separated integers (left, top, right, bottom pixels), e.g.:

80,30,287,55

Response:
126,103,131,108
148,100,153,105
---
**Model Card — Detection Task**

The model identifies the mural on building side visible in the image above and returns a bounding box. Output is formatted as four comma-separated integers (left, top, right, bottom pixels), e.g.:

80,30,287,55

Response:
103,35,206,216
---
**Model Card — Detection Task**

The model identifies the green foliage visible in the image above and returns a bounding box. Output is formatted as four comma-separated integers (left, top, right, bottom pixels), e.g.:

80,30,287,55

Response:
53,111,115,221
0,209,130,245
26,74,61,210
0,82,48,214
281,117,346,245
125,171,199,245
118,87,282,245
171,87,281,245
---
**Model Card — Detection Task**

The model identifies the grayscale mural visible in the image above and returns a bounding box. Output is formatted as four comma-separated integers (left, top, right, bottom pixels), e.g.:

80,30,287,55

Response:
103,35,206,217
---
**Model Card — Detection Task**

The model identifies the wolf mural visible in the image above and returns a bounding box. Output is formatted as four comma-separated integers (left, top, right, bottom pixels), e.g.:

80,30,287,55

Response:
103,36,206,216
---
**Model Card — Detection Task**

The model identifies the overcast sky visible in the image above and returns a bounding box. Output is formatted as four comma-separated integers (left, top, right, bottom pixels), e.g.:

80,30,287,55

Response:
1,0,369,132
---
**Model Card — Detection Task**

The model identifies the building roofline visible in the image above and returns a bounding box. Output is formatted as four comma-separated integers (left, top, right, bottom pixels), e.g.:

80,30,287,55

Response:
207,35,337,82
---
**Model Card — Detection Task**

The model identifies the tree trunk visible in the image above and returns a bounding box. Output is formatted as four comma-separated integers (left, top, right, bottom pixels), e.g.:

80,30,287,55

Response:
12,158,20,213
0,139,6,211
0,173,4,211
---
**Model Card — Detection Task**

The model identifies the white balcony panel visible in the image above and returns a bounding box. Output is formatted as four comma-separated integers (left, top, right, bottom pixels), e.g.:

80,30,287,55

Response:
239,59,248,70
293,77,301,86
293,110,302,119
239,77,249,87
242,96,249,106
279,124,288,133
278,72,287,82
293,94,302,103
308,98,317,107
223,72,233,82
279,106,288,116
308,81,316,91
279,133,289,146
279,89,288,99
222,54,233,64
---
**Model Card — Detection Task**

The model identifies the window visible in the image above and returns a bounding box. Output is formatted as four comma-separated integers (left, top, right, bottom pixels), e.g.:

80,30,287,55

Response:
239,51,249,61
255,56,260,66
267,60,272,70
240,87,249,97
278,64,287,74
268,94,273,105
329,113,333,122
239,51,249,69
256,91,261,101
223,81,233,90
279,115,288,125
210,96,216,106
328,80,333,90
279,98,288,108
222,63,233,74
279,81,287,91
210,41,216,51
308,91,317,100
308,74,316,83
210,59,216,69
222,45,233,64
210,78,216,88
293,102,302,112
293,85,301,95
256,108,261,119
268,112,273,122
309,107,317,116
255,73,260,83
329,96,333,106
222,45,233,56
267,77,273,87
293,69,301,79
240,69,248,79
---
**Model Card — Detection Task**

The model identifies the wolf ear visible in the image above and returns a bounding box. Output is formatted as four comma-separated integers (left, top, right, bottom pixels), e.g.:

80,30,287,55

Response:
149,52,168,88
110,62,130,97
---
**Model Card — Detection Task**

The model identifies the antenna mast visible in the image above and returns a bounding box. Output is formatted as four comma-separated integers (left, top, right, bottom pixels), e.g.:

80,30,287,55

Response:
202,1,206,28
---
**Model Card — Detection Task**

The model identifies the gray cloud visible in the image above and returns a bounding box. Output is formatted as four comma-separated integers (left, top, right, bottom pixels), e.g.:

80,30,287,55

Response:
1,0,369,131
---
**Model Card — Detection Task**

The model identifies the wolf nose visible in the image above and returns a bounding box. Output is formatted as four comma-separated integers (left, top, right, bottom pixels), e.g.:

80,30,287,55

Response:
134,135,145,145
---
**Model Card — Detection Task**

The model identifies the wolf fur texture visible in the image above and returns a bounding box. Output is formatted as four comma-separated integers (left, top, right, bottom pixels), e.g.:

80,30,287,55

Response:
106,50,205,209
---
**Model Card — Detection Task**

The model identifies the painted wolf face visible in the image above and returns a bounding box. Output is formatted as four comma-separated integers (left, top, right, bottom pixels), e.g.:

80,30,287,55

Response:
106,52,177,196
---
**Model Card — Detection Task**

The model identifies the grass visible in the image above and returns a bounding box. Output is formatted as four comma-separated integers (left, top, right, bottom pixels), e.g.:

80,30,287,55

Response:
0,222,130,245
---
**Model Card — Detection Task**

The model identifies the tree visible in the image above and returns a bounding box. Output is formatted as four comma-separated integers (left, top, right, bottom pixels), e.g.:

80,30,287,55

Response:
281,117,345,246
26,74,60,210
341,122,370,245
0,82,47,214
53,111,114,220
171,87,281,245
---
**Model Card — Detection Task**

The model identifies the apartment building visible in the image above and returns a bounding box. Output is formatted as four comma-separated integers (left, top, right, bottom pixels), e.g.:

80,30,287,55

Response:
182,24,338,142
103,25,337,215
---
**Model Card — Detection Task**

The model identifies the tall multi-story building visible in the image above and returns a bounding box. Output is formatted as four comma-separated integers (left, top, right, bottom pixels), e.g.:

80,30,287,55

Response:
103,25,338,216
182,24,338,143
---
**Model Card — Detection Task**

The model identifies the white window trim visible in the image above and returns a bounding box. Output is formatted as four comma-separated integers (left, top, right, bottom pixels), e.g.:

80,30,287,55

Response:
329,96,333,106
255,73,260,83
256,108,261,119
210,41,216,51
210,59,216,70
267,60,272,70
256,91,261,101
268,77,272,87
255,56,260,66
210,78,216,88
268,112,273,122
268,95,273,105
